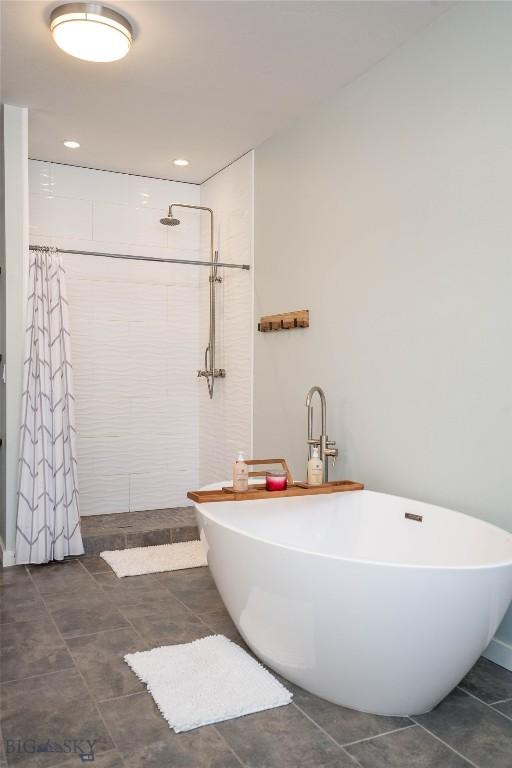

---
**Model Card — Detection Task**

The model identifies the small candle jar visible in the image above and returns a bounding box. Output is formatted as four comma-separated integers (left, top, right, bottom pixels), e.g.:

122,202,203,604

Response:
266,472,288,492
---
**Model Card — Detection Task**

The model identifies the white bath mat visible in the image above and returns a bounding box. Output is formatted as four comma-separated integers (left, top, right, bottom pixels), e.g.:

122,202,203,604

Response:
124,635,292,733
100,540,207,578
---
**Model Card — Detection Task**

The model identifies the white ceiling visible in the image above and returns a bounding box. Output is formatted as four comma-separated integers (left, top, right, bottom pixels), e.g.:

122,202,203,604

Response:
1,1,452,183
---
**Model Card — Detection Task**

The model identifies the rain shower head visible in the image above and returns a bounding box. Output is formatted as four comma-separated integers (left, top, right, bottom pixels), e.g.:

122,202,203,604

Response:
160,205,181,226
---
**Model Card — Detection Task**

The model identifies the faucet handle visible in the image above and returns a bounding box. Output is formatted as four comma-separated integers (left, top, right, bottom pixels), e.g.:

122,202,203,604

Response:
307,438,321,446
324,447,338,473
326,439,336,447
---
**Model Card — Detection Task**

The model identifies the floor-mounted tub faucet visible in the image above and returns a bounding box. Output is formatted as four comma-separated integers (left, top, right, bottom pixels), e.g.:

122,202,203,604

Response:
305,386,338,482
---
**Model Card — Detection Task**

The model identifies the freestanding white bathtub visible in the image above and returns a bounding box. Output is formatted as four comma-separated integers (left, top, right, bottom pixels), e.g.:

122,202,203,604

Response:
194,487,512,716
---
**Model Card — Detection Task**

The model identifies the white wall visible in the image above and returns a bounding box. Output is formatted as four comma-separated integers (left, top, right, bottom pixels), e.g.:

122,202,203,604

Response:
1,106,29,562
199,152,254,483
254,4,512,656
29,162,201,513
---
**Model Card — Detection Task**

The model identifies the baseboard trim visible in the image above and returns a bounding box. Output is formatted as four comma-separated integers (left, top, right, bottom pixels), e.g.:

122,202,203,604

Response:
483,637,512,672
0,536,16,567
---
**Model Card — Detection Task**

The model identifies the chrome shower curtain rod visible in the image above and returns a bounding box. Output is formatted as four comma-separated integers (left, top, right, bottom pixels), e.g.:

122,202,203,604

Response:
29,244,251,271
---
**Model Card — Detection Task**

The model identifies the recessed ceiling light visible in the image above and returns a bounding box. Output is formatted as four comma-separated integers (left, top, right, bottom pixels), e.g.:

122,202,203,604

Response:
63,140,80,149
50,3,133,63
173,159,189,167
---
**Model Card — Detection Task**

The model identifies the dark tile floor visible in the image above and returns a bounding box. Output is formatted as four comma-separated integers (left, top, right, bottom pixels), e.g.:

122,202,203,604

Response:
80,507,198,555
1,556,512,768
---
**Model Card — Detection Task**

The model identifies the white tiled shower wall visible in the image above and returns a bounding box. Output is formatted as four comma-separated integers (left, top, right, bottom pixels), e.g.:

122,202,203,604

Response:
198,153,254,484
29,158,253,514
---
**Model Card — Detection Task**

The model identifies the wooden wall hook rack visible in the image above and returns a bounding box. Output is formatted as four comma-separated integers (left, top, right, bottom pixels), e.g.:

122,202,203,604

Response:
258,309,309,332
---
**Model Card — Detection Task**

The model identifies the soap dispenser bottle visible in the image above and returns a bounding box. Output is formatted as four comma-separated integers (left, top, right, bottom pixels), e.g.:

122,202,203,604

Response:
233,451,249,492
307,446,323,486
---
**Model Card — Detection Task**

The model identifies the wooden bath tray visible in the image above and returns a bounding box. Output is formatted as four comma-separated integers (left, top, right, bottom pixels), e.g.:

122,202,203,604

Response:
187,479,364,504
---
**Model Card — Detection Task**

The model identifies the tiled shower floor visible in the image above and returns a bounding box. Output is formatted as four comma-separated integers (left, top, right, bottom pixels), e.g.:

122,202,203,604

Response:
80,506,198,554
1,556,512,767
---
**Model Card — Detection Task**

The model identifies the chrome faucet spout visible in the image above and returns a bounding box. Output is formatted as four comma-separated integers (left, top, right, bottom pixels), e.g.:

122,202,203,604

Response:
305,385,338,482
305,385,326,436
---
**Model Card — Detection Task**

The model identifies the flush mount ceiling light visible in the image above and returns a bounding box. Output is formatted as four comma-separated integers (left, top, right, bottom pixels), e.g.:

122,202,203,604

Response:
63,140,80,148
173,158,189,167
50,3,133,62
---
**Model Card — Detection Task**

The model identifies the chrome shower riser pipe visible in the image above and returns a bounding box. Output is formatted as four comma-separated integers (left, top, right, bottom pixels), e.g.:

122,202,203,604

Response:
164,204,223,399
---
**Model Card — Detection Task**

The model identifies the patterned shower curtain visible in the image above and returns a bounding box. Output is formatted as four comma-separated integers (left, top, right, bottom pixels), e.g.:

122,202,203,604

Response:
15,247,84,564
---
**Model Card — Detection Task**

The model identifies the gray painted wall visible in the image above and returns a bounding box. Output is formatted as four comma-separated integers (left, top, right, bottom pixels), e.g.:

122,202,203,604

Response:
0,106,6,551
254,3,512,646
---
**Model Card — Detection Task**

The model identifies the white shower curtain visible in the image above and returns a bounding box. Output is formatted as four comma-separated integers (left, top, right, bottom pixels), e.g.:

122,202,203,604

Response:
15,247,84,564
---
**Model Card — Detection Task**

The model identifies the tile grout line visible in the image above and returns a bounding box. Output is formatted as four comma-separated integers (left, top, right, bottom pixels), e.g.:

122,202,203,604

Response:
77,557,217,648
194,608,236,636
409,719,481,768
338,722,417,749
27,562,131,636
25,566,130,768
53,624,134,641
95,690,147,705
0,665,76,687
491,696,512,706
144,570,220,623
291,701,365,768
493,707,512,723
63,623,129,641
211,725,249,768
457,685,512,723
74,557,155,650
153,580,234,640
0,563,54,632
